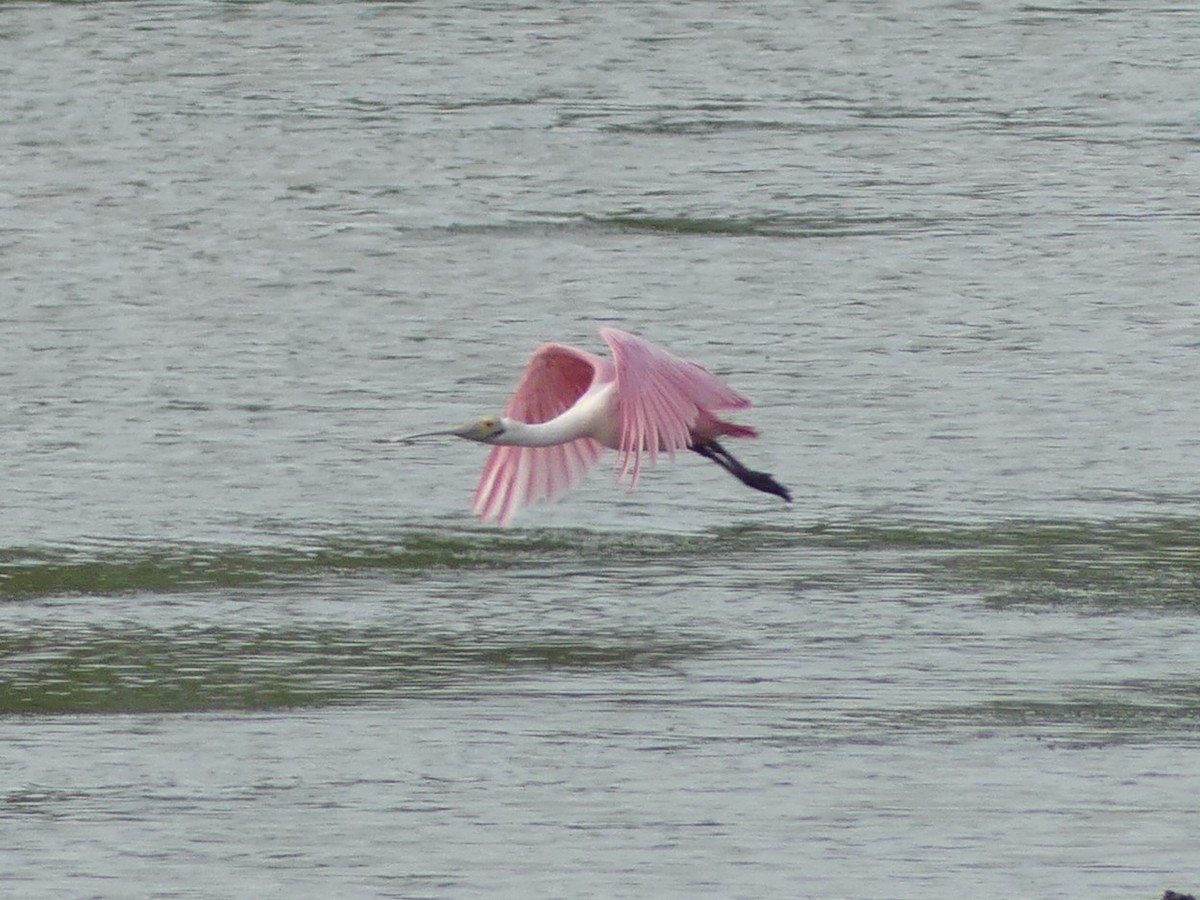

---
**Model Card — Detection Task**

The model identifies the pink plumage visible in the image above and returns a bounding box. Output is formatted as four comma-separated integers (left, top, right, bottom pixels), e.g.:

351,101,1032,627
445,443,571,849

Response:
472,343,607,525
471,327,767,525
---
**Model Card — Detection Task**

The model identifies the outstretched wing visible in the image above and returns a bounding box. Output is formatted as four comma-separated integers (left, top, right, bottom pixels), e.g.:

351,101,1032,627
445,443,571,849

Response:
473,343,609,525
600,327,751,485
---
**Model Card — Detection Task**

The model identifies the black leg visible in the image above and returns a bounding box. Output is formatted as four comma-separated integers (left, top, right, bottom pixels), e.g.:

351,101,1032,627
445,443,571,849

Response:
690,440,792,503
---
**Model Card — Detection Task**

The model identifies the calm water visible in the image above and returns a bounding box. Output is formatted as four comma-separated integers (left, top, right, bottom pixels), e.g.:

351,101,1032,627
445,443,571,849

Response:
3,1,1199,897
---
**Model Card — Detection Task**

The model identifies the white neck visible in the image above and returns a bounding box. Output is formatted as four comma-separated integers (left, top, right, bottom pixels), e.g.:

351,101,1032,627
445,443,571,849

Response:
495,416,590,447
490,382,616,448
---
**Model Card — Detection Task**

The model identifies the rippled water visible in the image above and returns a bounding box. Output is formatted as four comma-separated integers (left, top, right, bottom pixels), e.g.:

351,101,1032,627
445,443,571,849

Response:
4,1,1200,897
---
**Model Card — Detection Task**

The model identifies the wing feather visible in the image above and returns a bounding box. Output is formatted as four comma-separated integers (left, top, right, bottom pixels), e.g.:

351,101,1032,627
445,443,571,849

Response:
600,327,750,487
472,342,608,525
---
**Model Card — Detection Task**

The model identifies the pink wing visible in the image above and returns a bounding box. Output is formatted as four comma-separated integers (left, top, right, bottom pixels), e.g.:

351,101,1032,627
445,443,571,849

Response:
472,343,609,525
600,327,751,485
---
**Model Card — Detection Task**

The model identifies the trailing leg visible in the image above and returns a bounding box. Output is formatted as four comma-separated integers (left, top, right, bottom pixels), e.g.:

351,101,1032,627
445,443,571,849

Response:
690,440,792,503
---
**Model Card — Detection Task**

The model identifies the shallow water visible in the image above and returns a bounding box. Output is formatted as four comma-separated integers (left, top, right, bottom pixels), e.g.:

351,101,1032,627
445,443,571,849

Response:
3,1,1200,897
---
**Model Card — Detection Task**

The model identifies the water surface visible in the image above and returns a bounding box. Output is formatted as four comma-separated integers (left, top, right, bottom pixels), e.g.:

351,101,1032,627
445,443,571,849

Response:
3,2,1199,897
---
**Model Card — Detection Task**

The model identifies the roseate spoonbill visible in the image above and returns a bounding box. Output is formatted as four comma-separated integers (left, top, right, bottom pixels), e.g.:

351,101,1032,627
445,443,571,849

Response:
400,327,790,524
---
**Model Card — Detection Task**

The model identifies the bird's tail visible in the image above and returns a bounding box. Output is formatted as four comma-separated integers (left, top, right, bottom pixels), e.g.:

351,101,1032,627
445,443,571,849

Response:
717,421,758,439
695,410,758,441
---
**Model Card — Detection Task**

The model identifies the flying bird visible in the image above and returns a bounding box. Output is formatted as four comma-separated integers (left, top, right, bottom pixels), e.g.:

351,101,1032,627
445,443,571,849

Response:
401,327,790,524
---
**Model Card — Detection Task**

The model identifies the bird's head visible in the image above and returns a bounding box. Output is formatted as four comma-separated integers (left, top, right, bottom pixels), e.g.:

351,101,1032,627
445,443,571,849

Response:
450,416,508,444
